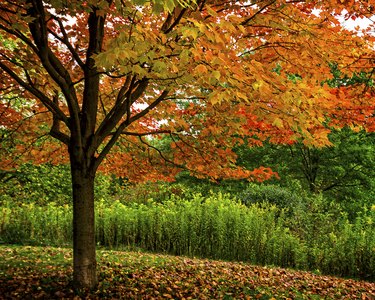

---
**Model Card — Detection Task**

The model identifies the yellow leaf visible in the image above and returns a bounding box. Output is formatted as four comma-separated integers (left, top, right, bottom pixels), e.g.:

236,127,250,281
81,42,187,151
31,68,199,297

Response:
236,91,247,101
272,118,284,128
195,64,208,74
205,5,217,17
252,81,263,91
212,70,221,80
171,64,178,73
182,27,199,40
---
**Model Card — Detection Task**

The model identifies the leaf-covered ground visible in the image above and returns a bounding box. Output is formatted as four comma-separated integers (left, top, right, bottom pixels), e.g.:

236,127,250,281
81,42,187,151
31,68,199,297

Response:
0,245,374,299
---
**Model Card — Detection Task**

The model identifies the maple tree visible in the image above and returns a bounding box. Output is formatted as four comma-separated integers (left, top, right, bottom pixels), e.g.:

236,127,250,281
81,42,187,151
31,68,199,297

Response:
0,0,374,289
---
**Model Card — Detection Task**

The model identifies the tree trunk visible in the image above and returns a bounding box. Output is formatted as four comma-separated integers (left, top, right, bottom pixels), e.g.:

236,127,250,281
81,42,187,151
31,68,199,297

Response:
70,158,97,289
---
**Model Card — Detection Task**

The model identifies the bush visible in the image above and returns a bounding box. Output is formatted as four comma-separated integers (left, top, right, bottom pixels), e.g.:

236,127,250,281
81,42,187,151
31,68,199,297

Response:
0,163,124,206
238,183,306,212
0,163,72,206
115,181,193,205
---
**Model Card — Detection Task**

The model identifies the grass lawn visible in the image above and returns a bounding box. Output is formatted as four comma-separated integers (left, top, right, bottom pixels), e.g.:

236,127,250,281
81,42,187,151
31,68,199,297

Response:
0,245,374,299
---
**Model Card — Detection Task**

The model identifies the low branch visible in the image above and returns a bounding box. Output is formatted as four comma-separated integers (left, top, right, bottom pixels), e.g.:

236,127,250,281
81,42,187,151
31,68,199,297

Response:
50,128,70,144
92,121,128,171
50,93,70,144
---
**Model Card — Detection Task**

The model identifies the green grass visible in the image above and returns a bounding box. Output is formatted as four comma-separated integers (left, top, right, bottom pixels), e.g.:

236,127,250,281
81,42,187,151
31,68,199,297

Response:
0,245,374,299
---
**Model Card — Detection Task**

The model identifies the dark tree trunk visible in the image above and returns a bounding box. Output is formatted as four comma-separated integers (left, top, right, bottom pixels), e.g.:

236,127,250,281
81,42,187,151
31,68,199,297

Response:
70,155,97,289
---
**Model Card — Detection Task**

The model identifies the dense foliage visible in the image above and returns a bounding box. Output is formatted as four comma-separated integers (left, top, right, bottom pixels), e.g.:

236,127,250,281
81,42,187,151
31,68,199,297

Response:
0,163,122,206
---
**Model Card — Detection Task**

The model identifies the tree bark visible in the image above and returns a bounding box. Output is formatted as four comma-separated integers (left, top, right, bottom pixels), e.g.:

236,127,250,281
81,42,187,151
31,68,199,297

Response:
70,155,97,289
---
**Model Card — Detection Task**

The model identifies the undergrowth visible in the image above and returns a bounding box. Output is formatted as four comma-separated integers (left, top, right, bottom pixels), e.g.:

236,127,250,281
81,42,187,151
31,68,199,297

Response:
1,192,374,281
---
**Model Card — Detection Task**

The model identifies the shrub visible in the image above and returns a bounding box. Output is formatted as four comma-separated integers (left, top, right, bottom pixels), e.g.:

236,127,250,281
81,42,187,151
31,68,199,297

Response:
238,183,305,212
0,163,124,206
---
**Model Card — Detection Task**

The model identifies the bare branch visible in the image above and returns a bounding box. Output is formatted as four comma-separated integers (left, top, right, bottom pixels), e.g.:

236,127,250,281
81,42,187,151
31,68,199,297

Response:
93,76,136,144
92,90,169,170
92,121,128,171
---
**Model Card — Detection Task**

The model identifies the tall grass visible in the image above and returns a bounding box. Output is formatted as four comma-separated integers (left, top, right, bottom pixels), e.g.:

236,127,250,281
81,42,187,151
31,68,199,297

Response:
0,193,373,281
0,202,72,245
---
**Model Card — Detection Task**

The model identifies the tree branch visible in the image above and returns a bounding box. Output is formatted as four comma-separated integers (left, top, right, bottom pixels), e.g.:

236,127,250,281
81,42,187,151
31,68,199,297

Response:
27,0,80,128
92,90,169,170
0,60,69,125
81,3,113,150
241,0,276,26
50,92,70,144
163,7,188,34
138,135,184,169
92,77,148,152
119,129,172,136
49,15,85,69
0,22,39,53
128,90,169,124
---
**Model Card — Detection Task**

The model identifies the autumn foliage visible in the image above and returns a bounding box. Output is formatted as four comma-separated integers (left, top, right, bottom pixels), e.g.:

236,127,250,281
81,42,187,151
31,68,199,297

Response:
0,0,374,180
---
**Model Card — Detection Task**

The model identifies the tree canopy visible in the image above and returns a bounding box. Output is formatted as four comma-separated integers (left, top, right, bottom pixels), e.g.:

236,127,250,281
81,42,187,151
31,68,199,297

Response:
1,0,374,179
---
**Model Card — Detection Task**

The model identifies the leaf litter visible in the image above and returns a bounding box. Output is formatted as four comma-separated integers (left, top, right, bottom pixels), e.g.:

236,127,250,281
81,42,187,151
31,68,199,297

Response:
0,245,374,299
